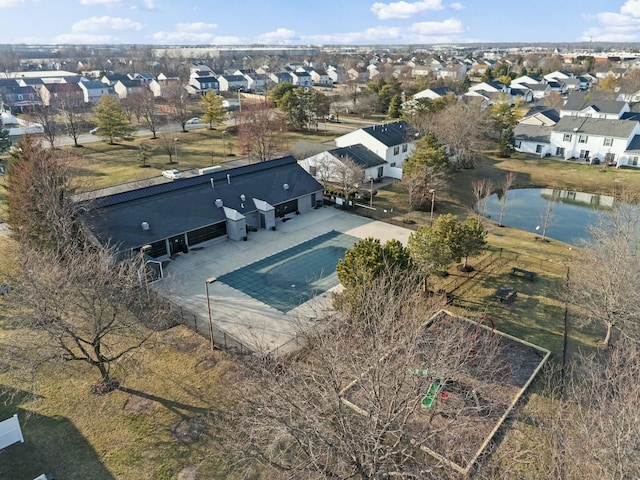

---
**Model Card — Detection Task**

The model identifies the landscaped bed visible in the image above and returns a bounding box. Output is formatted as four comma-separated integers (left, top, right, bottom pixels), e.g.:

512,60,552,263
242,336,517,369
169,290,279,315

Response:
340,310,550,475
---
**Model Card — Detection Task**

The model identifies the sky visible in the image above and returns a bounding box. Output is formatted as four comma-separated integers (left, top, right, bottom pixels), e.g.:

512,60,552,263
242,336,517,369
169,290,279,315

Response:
1,0,640,45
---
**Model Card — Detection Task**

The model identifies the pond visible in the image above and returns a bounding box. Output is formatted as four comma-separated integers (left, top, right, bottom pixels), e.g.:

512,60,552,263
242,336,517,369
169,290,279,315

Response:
483,188,616,246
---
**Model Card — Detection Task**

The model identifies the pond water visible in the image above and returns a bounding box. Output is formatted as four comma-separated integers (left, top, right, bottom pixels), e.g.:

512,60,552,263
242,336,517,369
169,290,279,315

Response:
483,188,616,246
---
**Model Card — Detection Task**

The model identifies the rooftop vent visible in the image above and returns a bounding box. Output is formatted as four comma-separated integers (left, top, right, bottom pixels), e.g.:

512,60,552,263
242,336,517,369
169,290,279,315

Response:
215,199,223,208
240,194,246,201
141,221,150,231
283,183,289,190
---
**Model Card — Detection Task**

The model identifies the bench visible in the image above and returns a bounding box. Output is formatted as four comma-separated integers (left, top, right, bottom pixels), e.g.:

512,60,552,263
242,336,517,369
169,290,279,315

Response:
511,267,537,281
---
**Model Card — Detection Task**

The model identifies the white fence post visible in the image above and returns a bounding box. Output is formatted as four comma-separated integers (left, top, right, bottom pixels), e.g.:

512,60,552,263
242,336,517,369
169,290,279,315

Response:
0,414,24,450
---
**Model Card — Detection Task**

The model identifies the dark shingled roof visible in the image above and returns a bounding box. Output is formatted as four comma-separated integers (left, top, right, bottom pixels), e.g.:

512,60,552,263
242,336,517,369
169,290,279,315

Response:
514,124,553,143
85,156,323,251
330,144,387,168
522,106,560,123
361,120,411,147
625,134,640,153
561,89,626,115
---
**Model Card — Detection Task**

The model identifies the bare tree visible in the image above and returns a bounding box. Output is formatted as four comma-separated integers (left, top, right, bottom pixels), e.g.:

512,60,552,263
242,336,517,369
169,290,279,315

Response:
498,171,517,227
59,96,86,148
7,241,172,393
28,104,58,149
164,82,190,132
237,101,287,162
485,340,640,479
471,178,493,220
564,199,640,346
537,189,559,241
158,131,178,164
226,275,508,479
127,88,160,139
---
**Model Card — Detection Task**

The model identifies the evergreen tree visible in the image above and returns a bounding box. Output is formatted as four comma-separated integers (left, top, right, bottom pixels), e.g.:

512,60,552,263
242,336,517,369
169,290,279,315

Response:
200,91,226,129
0,128,10,154
93,95,135,145
387,94,403,118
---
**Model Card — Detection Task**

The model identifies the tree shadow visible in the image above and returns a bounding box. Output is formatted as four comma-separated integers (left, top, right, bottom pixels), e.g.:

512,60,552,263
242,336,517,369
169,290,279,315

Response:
0,386,114,480
117,386,211,420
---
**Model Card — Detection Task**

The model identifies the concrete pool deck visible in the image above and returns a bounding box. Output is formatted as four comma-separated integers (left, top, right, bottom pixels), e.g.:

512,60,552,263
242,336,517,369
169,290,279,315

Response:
151,206,414,355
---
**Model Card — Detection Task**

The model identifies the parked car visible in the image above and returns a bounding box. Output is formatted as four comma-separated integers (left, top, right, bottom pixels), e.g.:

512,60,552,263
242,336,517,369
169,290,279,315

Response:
89,127,99,134
162,169,184,180
186,117,201,124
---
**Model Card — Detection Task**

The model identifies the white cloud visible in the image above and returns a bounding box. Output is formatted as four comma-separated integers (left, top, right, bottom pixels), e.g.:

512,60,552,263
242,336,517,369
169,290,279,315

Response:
620,0,640,17
450,2,464,10
408,17,465,35
255,28,299,44
175,22,217,32
302,18,465,44
142,0,155,8
582,1,640,41
0,0,25,7
371,0,445,20
71,16,143,33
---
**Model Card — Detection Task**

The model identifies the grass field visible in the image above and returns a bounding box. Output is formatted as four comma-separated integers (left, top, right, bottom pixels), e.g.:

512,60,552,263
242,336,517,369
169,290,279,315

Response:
0,134,630,478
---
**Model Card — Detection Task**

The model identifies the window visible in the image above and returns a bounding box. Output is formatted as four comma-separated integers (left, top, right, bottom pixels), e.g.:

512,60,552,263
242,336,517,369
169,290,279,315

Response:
536,145,542,153
605,153,616,164
563,134,572,142
390,162,396,167
578,135,588,143
556,147,565,156
309,165,317,176
631,156,638,166
393,146,400,155
402,144,408,153
603,137,613,146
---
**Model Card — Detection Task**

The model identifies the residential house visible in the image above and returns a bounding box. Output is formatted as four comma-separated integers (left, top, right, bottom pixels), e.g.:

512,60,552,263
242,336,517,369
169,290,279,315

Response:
310,69,332,87
413,86,456,100
298,144,388,185
234,70,268,93
129,72,155,85
326,65,343,84
515,115,640,167
437,63,467,82
519,106,560,126
290,70,313,88
333,120,415,179
186,76,219,96
347,67,368,83
269,72,293,85
79,80,113,103
217,75,248,92
39,82,84,108
101,74,130,87
544,70,574,82
83,156,324,259
560,90,629,119
0,85,41,112
113,78,146,99
411,65,432,78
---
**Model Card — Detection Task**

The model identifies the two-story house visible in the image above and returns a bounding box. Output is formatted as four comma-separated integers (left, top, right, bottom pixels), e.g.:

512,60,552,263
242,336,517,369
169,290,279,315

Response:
187,76,219,96
333,120,415,179
217,75,249,92
79,80,113,103
39,82,84,108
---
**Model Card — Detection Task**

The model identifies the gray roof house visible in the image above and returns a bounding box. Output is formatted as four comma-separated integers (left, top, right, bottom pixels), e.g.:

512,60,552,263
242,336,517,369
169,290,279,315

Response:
83,156,324,260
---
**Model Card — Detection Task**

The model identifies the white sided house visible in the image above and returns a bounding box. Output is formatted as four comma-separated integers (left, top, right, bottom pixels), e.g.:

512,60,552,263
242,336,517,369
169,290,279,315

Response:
333,121,416,179
516,115,640,167
298,144,388,185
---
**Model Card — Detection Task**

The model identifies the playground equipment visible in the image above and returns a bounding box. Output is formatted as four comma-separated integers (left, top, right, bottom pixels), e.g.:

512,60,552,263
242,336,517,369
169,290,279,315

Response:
421,377,446,409
470,315,495,367
410,367,447,409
